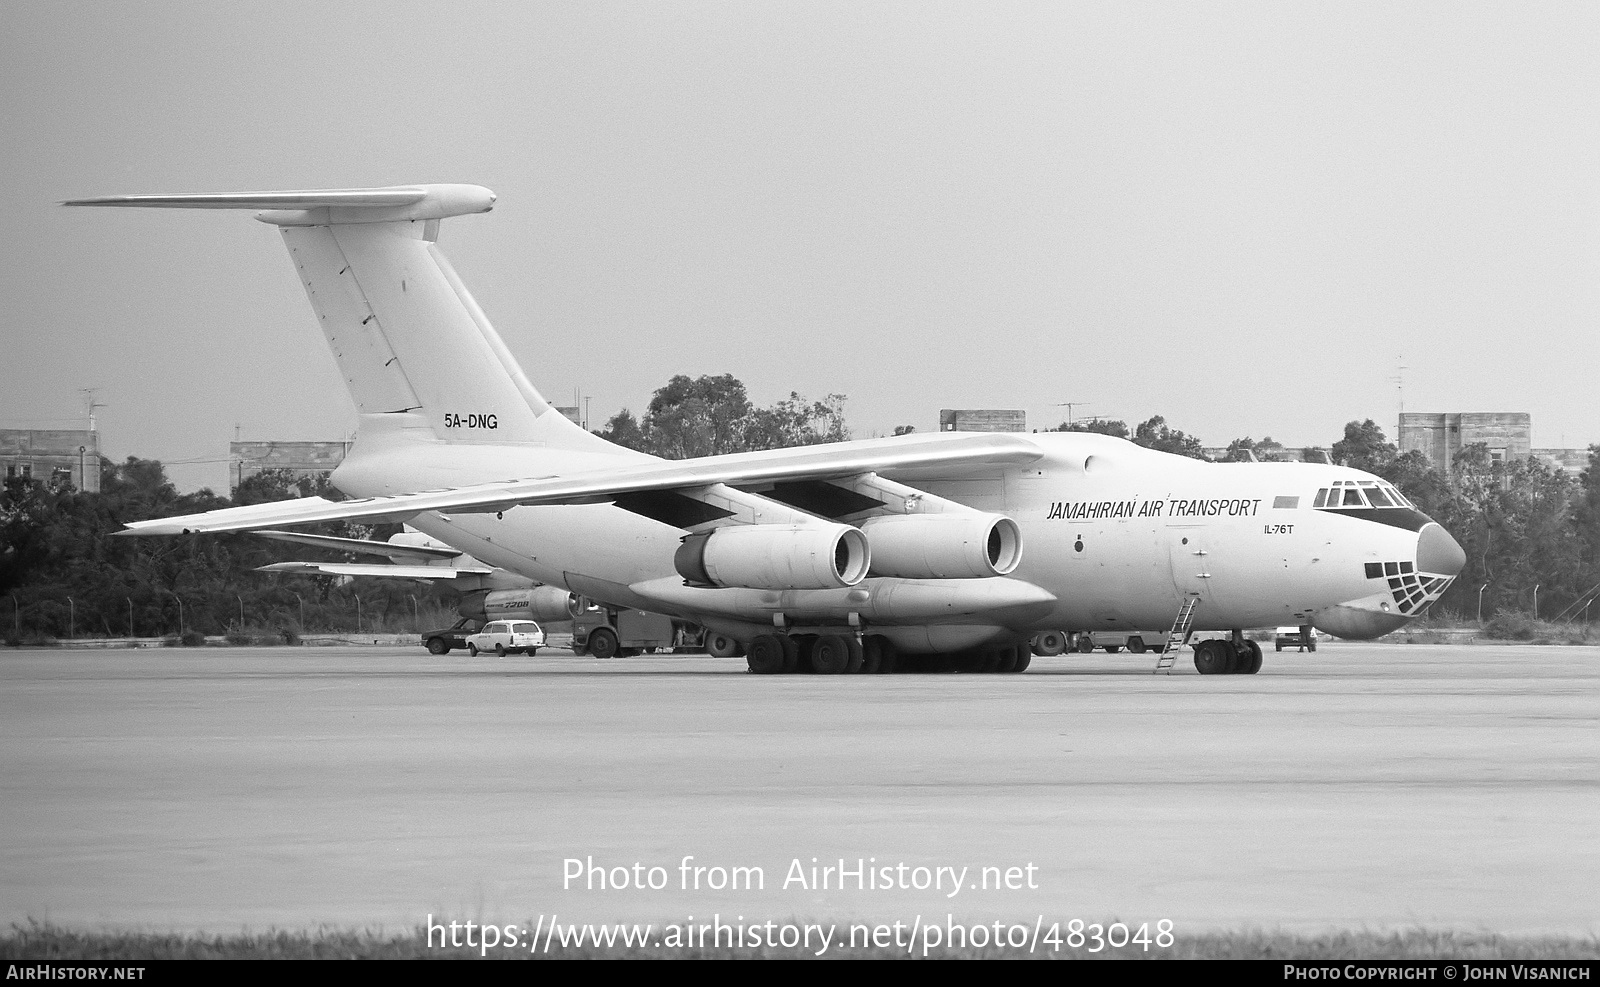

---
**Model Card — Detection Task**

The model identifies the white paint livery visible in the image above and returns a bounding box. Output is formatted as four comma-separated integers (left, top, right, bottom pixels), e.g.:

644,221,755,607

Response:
70,184,1467,671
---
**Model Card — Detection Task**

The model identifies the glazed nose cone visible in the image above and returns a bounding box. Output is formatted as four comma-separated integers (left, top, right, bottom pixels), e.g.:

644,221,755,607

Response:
1417,523,1466,576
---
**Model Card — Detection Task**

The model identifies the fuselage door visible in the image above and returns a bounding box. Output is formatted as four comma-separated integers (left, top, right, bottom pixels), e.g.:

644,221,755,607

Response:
1166,524,1212,602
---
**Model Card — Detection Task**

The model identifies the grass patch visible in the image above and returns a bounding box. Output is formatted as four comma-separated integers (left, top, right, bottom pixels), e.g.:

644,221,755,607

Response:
3,921,1597,960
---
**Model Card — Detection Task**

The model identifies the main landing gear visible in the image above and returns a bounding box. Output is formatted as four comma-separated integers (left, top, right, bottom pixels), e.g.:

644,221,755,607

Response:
744,633,1032,675
1191,635,1262,675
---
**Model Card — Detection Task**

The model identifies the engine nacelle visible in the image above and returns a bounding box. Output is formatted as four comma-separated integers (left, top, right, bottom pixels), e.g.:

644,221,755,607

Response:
675,524,871,591
860,513,1022,579
483,586,582,622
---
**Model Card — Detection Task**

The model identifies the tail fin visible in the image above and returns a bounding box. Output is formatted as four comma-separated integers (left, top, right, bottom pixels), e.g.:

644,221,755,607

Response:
65,185,607,452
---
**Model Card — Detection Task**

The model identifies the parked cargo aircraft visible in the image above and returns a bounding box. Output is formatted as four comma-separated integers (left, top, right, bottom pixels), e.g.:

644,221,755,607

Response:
69,184,1466,674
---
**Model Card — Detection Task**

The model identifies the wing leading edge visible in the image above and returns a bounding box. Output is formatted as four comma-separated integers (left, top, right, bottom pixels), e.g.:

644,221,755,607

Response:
119,432,1045,536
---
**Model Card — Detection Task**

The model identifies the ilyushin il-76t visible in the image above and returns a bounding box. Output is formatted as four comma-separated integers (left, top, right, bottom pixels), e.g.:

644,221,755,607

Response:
67,184,1466,676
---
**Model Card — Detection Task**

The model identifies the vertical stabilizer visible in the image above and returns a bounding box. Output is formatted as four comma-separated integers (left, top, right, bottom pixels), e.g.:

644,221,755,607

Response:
64,184,612,452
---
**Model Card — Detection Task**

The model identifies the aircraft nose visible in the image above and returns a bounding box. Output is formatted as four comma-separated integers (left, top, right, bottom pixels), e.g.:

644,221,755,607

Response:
1417,523,1466,576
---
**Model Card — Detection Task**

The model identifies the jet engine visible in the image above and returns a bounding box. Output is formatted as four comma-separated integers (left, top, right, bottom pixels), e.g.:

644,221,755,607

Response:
860,513,1022,579
675,524,871,591
473,586,582,622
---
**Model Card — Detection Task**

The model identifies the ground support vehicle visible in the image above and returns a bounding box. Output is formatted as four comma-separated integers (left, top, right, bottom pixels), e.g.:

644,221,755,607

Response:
1275,625,1318,652
422,617,482,655
1031,629,1164,655
572,608,687,659
465,620,546,657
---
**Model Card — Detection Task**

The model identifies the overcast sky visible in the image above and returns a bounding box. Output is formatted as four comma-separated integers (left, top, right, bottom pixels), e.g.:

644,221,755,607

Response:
4,1,1597,492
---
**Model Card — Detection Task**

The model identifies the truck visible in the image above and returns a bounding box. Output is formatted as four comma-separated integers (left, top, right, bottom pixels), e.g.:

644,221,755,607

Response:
572,606,704,659
1031,629,1168,655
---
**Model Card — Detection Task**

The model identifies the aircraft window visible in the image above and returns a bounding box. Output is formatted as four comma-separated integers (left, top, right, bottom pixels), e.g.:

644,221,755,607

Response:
1313,489,1329,508
1341,488,1366,507
1366,486,1394,507
1273,496,1299,509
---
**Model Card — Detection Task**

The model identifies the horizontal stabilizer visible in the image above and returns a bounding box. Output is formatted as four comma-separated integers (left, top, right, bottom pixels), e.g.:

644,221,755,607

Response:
256,562,493,579
63,184,495,224
253,530,462,563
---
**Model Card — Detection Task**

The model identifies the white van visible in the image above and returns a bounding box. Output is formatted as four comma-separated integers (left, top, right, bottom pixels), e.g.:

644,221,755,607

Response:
465,620,546,657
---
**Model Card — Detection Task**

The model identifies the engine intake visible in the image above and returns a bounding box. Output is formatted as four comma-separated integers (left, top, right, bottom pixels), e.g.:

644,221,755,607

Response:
860,513,1022,579
675,524,871,590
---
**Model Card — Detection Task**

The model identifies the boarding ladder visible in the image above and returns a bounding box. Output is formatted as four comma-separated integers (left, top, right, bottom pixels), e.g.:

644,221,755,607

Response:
1154,596,1201,674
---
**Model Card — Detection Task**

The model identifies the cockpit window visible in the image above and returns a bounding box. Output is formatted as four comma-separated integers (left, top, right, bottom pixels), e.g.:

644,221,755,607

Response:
1365,486,1394,507
1341,488,1365,507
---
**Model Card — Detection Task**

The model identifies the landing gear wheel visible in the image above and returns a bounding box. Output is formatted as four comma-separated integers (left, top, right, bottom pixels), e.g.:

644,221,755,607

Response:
811,634,854,675
495,643,506,658
1193,639,1223,675
860,636,883,674
426,637,449,655
587,627,619,660
996,646,1019,673
779,635,800,674
844,636,864,674
1033,631,1067,657
468,643,479,657
706,633,741,658
1240,640,1262,674
746,634,787,674
1011,645,1032,673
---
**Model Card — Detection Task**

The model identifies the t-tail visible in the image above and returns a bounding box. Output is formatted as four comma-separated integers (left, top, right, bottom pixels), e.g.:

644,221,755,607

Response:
64,185,616,459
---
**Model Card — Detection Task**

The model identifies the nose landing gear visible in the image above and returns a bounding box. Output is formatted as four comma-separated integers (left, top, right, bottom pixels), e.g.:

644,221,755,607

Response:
1192,636,1262,675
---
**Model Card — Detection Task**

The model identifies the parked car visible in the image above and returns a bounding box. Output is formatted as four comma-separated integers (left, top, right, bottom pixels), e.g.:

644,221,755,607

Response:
1274,626,1318,652
465,619,546,657
421,617,483,655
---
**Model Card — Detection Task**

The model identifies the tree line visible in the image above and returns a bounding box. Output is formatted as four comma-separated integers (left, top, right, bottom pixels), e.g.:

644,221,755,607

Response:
4,376,1597,641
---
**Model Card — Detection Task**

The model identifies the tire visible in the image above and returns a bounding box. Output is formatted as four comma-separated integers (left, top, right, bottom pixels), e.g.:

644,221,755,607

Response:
746,634,786,674
588,627,619,660
468,643,479,657
1127,638,1147,654
1012,647,1032,673
812,634,853,674
706,633,740,658
1275,641,1283,652
495,643,506,658
1240,640,1262,674
1075,634,1095,654
426,637,449,655
526,648,538,657
1193,640,1221,675
1033,631,1067,657
1104,645,1121,654
996,646,1019,673
844,636,864,674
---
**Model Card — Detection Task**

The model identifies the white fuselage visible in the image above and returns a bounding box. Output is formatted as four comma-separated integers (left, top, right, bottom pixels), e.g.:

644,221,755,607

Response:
330,430,1443,649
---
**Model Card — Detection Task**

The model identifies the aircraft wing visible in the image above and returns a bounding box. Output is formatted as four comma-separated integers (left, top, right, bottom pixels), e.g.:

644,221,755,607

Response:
256,562,494,578
252,530,462,562
119,432,1044,536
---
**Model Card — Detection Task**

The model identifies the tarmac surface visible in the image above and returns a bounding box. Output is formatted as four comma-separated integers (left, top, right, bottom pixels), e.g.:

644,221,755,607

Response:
2,642,1596,937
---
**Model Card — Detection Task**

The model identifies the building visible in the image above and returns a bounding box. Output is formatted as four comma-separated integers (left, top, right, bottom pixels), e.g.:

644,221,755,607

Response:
229,440,351,494
1398,413,1531,470
0,428,101,493
939,409,1026,433
1398,413,1590,473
